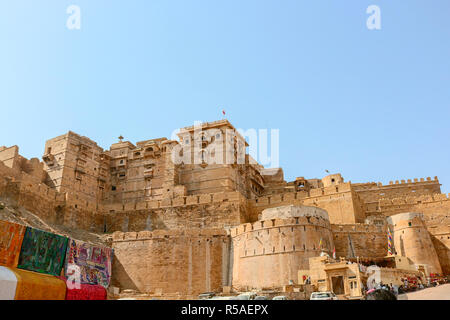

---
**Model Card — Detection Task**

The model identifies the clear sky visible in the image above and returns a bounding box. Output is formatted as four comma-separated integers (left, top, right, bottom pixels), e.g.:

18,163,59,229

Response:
0,1,449,192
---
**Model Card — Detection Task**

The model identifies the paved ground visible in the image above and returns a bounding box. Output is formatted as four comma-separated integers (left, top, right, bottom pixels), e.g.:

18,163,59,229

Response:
398,284,450,300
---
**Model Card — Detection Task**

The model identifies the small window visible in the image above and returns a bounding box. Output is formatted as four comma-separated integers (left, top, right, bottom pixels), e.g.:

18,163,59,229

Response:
408,222,412,227
112,186,116,191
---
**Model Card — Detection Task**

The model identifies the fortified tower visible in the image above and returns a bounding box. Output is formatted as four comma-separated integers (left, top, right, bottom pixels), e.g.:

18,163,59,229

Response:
230,205,334,291
387,212,442,275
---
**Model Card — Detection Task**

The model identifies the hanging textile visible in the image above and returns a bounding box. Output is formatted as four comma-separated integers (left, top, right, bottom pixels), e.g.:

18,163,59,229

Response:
10,267,66,300
65,238,113,288
17,227,68,276
57,276,107,300
0,220,26,268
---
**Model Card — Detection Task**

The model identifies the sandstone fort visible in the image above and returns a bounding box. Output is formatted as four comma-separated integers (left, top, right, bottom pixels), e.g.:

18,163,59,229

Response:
0,119,449,299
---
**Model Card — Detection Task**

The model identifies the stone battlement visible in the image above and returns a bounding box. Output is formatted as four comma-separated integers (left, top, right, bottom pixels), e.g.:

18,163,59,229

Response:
250,182,353,207
111,228,228,242
354,176,439,189
331,223,386,234
364,193,450,214
230,215,331,238
102,191,244,213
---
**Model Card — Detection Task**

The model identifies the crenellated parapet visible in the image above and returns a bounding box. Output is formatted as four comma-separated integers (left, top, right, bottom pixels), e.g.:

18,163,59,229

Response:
249,182,353,207
230,214,331,238
101,191,244,214
331,223,386,234
111,228,228,242
364,193,450,217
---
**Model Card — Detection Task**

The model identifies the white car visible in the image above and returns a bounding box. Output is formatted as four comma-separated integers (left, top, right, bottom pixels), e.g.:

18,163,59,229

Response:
235,292,257,300
272,295,288,300
310,292,338,300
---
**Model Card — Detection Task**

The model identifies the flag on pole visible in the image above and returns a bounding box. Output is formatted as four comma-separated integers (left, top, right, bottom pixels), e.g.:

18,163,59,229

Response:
222,110,226,116
387,227,394,256
333,247,336,259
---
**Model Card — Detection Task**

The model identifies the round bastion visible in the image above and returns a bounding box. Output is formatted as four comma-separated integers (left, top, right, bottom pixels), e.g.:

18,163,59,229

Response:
387,212,442,275
230,205,334,291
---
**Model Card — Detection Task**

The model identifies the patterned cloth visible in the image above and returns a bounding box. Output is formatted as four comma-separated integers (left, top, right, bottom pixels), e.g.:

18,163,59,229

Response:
17,227,68,276
0,221,26,268
57,276,107,300
64,239,113,288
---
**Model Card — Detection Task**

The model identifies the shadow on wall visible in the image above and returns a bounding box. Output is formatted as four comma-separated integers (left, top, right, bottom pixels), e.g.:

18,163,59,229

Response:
111,256,140,292
430,235,450,275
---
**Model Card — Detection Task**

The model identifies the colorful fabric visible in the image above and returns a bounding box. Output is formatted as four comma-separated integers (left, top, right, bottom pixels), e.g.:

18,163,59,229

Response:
387,228,394,255
0,266,18,300
11,267,66,300
17,227,68,276
64,239,113,288
0,220,26,268
57,276,107,300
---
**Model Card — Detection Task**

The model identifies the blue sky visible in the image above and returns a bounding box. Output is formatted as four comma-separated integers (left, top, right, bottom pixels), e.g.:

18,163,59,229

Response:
0,1,449,192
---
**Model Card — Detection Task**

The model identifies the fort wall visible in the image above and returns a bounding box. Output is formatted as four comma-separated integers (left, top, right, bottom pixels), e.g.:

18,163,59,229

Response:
102,191,247,232
331,223,387,259
353,177,441,203
0,158,104,233
230,211,334,290
111,229,230,296
248,183,365,224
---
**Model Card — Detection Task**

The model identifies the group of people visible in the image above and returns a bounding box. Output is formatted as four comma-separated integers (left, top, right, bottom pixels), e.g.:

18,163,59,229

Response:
363,282,399,297
363,275,448,299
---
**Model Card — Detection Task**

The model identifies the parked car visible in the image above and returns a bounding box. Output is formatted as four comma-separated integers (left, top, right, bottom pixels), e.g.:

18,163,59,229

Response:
209,296,234,300
272,295,288,300
254,295,268,300
198,292,216,300
310,292,338,300
235,292,257,300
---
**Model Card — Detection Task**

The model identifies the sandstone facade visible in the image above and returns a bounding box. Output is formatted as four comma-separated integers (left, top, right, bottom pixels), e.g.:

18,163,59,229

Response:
0,119,449,296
